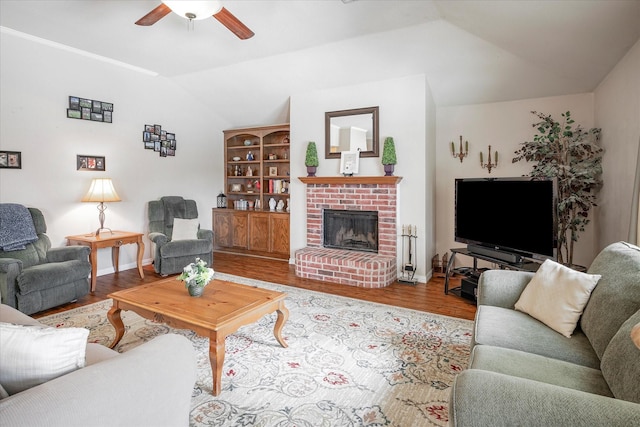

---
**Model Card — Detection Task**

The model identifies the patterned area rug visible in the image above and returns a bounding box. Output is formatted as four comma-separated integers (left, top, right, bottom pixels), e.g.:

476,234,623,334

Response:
38,273,473,426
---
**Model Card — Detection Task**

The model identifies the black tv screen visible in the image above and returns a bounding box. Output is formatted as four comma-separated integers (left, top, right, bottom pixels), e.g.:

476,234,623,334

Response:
455,177,557,260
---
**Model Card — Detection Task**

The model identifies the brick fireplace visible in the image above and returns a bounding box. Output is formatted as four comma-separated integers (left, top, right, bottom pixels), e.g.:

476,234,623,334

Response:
295,176,402,288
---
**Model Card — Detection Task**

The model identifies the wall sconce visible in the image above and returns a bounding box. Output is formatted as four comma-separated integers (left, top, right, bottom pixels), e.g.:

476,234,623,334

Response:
81,178,121,235
451,135,468,163
480,145,498,174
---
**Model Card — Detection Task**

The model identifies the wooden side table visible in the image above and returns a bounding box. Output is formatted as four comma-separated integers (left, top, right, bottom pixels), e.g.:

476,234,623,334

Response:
66,231,145,292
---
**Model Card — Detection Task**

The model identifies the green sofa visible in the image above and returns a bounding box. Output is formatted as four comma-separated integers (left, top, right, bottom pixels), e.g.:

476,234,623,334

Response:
148,196,213,276
0,207,90,315
450,241,640,426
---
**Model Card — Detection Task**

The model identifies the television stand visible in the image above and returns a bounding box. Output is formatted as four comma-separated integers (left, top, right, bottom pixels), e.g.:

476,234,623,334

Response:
444,248,542,302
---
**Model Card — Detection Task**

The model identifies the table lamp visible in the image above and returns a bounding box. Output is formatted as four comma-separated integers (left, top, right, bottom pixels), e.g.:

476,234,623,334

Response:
82,178,121,235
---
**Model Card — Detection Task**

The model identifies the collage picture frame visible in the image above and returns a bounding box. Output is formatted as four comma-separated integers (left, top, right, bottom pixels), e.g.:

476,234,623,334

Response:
0,151,21,169
77,155,106,171
143,124,176,157
67,96,113,123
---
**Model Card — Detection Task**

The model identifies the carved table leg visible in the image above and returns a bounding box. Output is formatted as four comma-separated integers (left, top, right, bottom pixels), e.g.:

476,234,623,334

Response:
273,302,289,348
136,239,145,279
107,305,125,349
209,331,226,396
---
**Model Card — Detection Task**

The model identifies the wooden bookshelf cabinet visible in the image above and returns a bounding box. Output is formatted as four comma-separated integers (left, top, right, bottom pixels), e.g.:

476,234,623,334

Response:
215,124,290,260
222,123,290,210
212,209,289,260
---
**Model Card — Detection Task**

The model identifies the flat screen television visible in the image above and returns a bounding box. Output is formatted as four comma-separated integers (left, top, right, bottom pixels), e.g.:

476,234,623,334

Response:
455,177,558,263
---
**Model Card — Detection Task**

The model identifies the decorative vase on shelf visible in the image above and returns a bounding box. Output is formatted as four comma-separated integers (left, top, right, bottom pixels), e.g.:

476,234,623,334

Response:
269,197,277,211
383,164,395,176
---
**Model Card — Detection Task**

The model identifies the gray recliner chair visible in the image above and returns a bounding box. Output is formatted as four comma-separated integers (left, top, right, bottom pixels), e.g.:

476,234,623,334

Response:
148,196,214,276
0,207,91,315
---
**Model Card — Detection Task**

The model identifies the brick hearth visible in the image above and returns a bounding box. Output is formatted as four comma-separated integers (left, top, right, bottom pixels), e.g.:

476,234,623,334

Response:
295,176,402,288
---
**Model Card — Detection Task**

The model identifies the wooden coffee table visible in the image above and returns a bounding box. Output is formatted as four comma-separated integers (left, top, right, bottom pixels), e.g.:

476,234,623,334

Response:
106,277,289,396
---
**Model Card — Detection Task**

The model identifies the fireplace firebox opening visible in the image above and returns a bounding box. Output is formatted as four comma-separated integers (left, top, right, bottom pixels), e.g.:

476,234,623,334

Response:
323,209,378,253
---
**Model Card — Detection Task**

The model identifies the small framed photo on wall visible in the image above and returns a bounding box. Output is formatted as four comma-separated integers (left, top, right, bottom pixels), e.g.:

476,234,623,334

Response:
77,155,106,171
0,151,22,169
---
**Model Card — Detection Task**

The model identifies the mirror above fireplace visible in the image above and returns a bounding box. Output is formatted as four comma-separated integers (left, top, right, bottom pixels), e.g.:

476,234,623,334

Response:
325,106,379,159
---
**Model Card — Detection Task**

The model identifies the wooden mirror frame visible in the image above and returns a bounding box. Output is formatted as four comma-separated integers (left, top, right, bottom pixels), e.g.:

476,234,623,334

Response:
325,106,379,159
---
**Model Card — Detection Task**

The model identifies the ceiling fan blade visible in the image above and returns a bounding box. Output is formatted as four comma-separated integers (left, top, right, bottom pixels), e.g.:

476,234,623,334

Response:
213,7,254,40
135,3,172,26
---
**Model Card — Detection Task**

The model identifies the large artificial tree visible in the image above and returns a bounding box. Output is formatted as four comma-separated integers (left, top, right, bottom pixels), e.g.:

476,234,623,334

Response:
513,111,603,266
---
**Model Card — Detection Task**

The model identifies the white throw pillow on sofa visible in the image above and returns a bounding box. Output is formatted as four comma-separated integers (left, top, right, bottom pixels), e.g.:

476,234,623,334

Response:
171,218,199,241
0,322,89,395
515,259,601,338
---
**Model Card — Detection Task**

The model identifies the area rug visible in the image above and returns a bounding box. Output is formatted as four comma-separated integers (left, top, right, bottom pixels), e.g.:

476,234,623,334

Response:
38,273,473,426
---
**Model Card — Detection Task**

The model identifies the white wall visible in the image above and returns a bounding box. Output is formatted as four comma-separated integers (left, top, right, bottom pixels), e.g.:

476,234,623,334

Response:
436,93,597,268
0,32,227,275
594,39,640,248
290,74,434,281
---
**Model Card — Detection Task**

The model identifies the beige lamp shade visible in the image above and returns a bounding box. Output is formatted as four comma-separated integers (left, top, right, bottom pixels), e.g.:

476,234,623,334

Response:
82,178,121,235
82,178,121,203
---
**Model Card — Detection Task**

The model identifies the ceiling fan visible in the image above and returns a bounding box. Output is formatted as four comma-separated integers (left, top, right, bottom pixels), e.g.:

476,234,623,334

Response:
135,1,254,40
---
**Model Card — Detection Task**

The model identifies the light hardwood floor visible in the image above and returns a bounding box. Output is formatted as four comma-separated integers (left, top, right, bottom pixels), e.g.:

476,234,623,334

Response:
33,252,477,321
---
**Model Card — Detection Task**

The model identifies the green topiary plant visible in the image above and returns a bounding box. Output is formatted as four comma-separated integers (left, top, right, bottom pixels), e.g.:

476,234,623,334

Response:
305,141,319,167
382,137,397,165
512,111,603,266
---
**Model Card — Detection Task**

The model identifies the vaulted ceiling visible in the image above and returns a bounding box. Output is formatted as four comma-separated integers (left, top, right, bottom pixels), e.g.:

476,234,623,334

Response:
2,0,639,124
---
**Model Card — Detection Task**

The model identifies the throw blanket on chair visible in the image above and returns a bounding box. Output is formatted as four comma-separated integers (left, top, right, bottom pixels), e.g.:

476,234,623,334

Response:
0,203,38,251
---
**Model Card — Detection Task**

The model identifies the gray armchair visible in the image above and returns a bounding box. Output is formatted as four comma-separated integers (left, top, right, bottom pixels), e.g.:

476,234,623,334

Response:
0,207,91,315
148,196,213,276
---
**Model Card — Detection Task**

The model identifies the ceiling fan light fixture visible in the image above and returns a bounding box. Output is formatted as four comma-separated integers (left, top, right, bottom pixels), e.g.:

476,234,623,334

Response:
162,0,223,20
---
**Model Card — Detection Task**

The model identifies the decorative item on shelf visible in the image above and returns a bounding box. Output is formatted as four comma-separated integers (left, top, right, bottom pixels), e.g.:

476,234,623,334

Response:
286,199,290,212
305,141,319,177
245,166,253,177
513,110,603,266
216,192,227,208
276,200,285,211
232,156,241,161
268,153,277,160
176,257,214,298
283,134,290,144
246,151,254,161
246,179,254,192
340,151,360,176
255,198,261,210
230,183,243,192
244,139,252,146
480,145,498,173
269,197,277,211
81,178,121,236
381,136,397,176
451,135,469,163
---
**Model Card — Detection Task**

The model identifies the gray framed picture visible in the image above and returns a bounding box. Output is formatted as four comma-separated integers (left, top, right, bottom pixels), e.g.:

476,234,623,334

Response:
0,151,21,169
77,155,105,171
